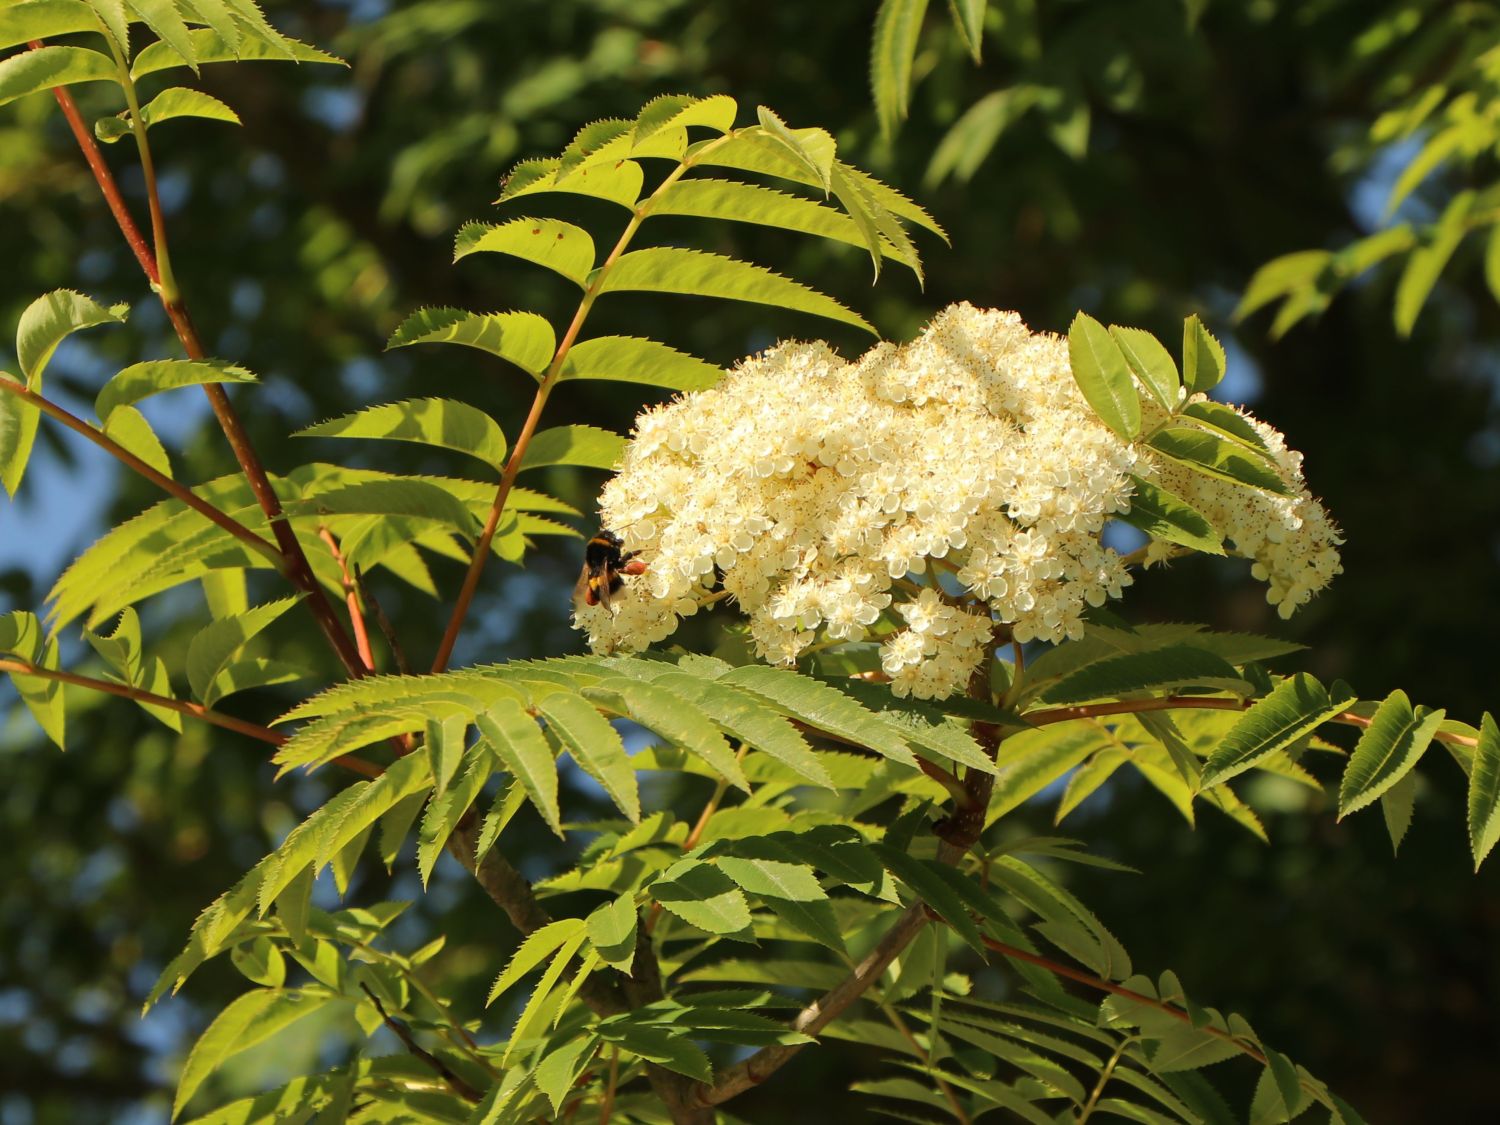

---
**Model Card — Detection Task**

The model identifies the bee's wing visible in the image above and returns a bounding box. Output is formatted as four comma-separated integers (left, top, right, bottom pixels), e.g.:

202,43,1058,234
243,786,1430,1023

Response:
572,566,596,613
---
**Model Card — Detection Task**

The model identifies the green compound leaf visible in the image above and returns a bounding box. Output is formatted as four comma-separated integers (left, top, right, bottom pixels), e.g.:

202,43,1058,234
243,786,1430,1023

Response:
497,156,644,210
487,918,585,1006
650,860,753,936
0,609,65,748
1468,713,1500,871
1109,325,1180,411
1035,645,1245,706
1120,475,1224,555
635,92,737,143
535,1035,600,1115
290,479,479,537
646,671,834,788
597,247,876,335
586,891,639,972
96,86,240,143
870,843,985,955
0,0,104,51
1380,770,1419,855
1200,674,1357,788
416,747,493,884
0,44,116,107
130,29,340,80
102,406,172,478
95,359,256,424
753,105,836,192
518,424,625,472
597,1021,714,1083
295,398,508,472
1338,690,1445,819
871,0,931,141
721,663,918,767
0,372,38,498
1147,425,1293,496
1178,400,1272,455
536,692,639,823
716,856,825,902
1395,189,1474,338
453,217,596,288
173,989,333,1119
475,698,563,838
185,597,300,706
650,178,919,273
583,676,748,791
558,336,721,391
127,0,199,72
17,289,128,383
1181,314,1226,395
949,0,987,61
386,307,556,380
1067,312,1140,440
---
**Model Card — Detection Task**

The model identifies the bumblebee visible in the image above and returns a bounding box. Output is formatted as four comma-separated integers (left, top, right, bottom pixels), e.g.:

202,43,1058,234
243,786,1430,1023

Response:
575,529,647,613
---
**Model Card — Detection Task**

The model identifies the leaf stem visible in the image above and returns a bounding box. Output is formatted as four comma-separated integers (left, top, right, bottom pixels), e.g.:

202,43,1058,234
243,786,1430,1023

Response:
1075,1036,1129,1124
429,132,736,673
108,39,176,301
0,378,282,567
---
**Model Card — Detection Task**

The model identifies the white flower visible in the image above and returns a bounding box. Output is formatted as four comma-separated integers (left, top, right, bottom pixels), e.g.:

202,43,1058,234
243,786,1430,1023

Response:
575,304,1341,695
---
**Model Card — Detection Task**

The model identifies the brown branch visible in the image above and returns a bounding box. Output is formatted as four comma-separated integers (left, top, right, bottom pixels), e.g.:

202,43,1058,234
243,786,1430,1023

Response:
0,378,283,567
41,72,369,681
692,902,929,1107
358,983,482,1103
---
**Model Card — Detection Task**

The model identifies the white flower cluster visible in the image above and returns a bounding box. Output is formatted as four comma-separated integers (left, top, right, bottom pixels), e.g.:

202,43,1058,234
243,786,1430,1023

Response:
575,303,1340,697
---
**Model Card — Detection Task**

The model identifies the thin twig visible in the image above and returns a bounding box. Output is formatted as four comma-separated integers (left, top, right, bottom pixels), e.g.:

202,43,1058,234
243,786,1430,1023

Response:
967,924,1269,1067
599,1045,620,1125
1023,694,1479,750
0,657,385,778
355,565,412,675
358,984,482,1103
320,528,375,672
0,379,283,567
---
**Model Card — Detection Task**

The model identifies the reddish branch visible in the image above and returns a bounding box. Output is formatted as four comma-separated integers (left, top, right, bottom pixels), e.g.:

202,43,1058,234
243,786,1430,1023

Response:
319,528,376,673
41,70,367,681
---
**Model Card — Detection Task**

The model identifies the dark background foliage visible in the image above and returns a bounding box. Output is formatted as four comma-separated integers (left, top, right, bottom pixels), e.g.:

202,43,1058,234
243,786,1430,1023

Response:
1,1,1496,1121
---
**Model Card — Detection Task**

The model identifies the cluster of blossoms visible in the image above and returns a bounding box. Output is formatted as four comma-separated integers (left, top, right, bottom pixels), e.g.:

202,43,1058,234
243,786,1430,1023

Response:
575,303,1341,699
